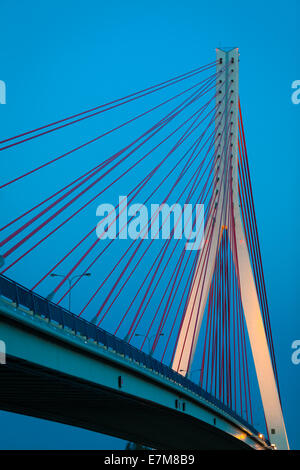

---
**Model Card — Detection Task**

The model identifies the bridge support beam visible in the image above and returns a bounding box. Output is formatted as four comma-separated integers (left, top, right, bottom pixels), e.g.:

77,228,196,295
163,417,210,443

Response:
172,48,289,450
172,48,238,378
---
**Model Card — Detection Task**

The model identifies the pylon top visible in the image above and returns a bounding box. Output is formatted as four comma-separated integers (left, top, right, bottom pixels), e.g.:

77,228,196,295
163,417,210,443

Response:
216,46,239,52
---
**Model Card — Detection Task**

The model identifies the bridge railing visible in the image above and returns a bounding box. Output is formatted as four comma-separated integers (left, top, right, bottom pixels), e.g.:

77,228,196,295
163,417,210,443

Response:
0,273,265,442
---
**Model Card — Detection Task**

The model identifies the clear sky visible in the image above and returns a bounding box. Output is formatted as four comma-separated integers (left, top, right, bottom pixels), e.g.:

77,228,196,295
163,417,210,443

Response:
0,0,299,450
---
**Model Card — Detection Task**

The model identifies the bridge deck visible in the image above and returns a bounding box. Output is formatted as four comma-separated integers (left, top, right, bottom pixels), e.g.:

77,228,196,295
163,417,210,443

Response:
0,274,270,449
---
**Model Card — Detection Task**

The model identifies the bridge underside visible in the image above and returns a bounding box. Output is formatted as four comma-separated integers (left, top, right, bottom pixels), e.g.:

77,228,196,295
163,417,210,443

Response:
1,355,252,450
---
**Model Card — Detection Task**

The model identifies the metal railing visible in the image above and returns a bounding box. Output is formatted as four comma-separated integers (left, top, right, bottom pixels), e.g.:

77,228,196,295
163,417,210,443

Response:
0,274,265,442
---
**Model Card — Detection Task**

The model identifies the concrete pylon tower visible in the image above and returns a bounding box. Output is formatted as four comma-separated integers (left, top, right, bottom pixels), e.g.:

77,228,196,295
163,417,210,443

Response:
172,48,289,450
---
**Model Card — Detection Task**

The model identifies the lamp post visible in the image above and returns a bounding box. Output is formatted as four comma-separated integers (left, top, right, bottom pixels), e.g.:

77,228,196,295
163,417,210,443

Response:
135,333,164,355
47,272,91,312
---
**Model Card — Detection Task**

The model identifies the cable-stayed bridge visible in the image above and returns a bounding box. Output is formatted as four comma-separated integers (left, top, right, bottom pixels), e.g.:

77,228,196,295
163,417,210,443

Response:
0,48,289,450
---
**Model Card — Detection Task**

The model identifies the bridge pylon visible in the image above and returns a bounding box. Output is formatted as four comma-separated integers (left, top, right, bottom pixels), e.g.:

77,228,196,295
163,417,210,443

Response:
171,48,289,450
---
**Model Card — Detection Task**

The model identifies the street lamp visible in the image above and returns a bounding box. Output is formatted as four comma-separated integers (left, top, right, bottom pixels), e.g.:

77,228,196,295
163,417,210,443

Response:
47,272,91,311
135,333,164,355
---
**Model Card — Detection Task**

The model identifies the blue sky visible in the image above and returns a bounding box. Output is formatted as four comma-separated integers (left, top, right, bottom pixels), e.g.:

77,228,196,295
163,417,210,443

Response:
0,0,299,450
